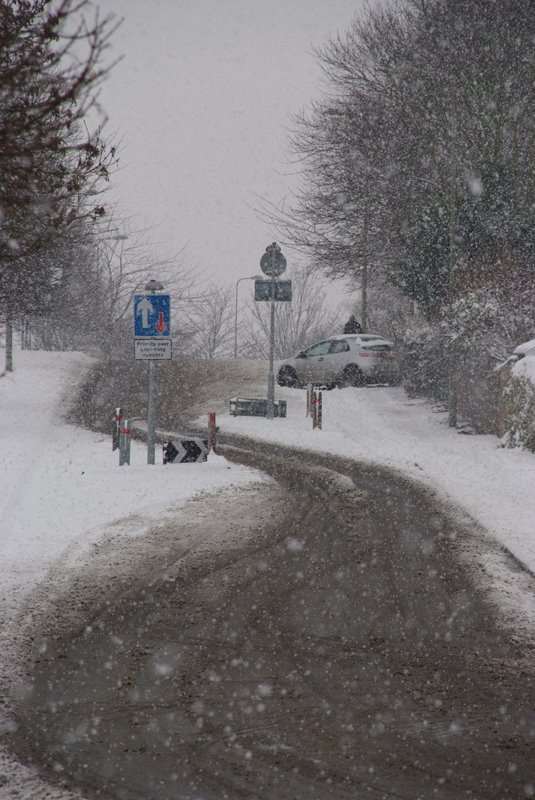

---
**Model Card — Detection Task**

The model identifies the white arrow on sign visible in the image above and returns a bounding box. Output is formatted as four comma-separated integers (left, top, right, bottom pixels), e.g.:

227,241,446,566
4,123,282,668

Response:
136,297,154,329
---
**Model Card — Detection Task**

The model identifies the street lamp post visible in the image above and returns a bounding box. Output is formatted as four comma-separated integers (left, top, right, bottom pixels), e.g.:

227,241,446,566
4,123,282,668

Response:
234,275,262,358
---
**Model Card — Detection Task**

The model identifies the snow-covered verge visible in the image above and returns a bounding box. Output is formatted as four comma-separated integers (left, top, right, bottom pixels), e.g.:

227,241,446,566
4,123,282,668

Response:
0,349,264,800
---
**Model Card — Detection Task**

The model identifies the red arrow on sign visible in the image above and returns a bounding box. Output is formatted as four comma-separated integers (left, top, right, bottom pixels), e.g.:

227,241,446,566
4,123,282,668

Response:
155,311,167,334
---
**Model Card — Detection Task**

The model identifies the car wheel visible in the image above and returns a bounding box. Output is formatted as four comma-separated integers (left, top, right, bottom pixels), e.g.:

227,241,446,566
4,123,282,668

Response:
341,364,365,387
277,365,298,388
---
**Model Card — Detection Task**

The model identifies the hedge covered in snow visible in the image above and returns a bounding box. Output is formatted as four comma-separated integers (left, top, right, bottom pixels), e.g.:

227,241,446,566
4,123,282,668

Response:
502,360,535,452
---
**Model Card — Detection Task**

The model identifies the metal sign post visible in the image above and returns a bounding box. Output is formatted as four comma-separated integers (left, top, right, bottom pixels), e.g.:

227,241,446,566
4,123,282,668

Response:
260,243,287,419
147,359,157,465
267,271,276,419
133,279,170,464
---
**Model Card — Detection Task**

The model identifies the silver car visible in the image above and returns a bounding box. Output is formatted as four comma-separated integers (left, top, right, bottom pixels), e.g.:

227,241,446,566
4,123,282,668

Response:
277,334,400,388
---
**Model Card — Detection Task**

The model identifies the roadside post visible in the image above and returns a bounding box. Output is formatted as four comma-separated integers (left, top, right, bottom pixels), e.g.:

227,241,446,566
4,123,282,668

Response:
311,389,323,430
306,384,312,417
257,243,290,419
119,418,131,465
112,407,122,451
134,279,171,465
207,412,217,452
148,349,156,464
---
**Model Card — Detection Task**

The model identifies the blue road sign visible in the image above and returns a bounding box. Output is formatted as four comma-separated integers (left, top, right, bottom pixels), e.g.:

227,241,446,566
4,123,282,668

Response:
134,294,171,337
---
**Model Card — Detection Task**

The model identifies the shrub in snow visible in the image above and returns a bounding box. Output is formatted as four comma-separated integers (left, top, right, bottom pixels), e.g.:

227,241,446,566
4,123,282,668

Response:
501,372,535,452
400,325,448,401
439,292,503,354
499,357,535,451
402,282,535,434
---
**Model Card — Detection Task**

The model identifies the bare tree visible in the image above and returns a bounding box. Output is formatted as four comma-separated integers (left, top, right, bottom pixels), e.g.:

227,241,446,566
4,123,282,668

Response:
28,215,200,357
0,0,119,369
185,285,235,360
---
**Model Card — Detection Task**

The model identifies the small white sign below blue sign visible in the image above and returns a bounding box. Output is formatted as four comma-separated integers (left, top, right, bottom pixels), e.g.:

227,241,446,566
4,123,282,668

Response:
134,294,170,337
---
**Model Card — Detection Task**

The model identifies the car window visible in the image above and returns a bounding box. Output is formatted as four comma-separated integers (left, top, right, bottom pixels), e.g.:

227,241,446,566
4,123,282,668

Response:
330,340,350,354
305,340,332,357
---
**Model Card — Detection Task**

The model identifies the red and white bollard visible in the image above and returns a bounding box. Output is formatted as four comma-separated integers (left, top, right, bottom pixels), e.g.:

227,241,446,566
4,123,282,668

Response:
306,383,313,417
119,418,131,466
112,407,123,451
311,389,323,430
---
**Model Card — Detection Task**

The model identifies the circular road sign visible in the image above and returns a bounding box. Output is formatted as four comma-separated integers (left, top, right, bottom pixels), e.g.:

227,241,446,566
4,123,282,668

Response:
260,242,287,277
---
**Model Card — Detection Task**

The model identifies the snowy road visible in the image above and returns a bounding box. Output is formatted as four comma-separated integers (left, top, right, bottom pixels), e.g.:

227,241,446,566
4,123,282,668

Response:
12,443,535,800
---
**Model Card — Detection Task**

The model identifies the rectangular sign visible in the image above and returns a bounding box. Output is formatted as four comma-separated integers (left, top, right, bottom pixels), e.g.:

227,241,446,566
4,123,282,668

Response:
134,338,172,360
254,279,292,302
134,293,171,337
163,439,209,463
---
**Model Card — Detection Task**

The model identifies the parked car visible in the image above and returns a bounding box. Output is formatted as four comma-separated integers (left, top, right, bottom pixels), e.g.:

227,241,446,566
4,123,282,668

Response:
277,334,400,388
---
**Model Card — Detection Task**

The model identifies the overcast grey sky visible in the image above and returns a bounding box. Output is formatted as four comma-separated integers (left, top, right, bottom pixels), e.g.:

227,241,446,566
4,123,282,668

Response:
97,0,367,292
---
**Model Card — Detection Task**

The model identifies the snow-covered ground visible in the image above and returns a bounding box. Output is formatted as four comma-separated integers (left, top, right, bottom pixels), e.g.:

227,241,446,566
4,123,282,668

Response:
1,347,535,799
